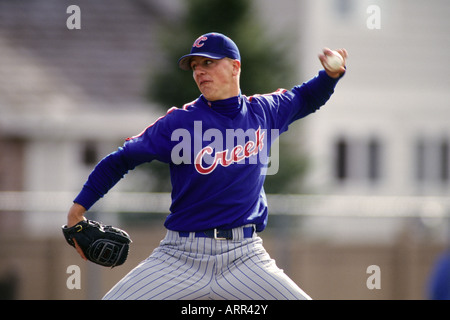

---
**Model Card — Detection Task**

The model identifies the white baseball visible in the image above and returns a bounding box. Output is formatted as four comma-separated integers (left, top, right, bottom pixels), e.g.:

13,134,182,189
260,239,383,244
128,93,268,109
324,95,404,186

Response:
324,50,344,72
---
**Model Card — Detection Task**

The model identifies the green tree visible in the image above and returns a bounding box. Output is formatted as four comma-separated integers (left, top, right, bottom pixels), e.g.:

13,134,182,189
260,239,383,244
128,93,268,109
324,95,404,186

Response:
148,0,294,108
146,0,308,194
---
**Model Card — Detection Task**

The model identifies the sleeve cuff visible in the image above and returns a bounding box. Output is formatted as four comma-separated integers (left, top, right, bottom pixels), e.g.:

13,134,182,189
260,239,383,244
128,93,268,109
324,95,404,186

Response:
73,185,103,211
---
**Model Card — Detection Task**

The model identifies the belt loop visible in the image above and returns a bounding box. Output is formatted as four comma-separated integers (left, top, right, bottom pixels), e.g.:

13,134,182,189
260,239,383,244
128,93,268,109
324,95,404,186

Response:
243,225,255,239
231,226,240,241
232,225,255,241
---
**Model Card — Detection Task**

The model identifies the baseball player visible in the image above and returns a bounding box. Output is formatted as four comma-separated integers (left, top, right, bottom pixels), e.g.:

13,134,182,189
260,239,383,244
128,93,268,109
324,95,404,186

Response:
66,32,347,300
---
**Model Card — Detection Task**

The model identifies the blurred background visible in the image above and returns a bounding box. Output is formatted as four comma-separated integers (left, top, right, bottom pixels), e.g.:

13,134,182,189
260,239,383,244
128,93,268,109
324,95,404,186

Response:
1,0,449,299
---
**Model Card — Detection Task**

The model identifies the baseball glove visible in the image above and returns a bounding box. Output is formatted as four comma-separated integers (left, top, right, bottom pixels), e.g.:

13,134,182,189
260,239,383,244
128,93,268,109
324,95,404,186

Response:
62,220,132,268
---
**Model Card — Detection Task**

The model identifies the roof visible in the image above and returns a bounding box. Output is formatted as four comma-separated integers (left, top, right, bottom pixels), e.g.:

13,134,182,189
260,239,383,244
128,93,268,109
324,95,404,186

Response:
0,0,180,111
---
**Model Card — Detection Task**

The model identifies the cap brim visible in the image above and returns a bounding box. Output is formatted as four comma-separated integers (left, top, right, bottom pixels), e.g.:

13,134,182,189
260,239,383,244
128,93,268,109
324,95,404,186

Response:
178,53,226,71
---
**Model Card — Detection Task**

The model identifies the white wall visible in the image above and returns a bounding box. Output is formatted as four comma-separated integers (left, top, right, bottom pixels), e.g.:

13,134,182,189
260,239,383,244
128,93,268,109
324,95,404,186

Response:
298,0,450,196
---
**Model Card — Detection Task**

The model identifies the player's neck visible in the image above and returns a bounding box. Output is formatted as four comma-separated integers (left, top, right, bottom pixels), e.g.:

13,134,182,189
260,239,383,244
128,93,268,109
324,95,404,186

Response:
201,92,242,119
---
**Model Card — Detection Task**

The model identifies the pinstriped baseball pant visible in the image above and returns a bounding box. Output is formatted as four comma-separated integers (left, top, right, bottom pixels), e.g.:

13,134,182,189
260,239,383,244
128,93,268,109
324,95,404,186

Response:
103,226,311,300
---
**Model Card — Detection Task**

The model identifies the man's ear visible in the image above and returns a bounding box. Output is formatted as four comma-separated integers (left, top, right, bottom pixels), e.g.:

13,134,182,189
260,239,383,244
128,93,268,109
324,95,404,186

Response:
232,59,241,77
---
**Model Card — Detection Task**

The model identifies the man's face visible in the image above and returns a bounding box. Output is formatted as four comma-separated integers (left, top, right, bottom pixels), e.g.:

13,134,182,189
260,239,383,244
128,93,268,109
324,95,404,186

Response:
190,56,240,101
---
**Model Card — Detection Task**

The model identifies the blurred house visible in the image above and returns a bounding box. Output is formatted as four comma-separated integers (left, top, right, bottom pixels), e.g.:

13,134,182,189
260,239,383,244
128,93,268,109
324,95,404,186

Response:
297,0,450,198
0,0,449,238
0,0,180,233
288,0,450,243
0,0,449,300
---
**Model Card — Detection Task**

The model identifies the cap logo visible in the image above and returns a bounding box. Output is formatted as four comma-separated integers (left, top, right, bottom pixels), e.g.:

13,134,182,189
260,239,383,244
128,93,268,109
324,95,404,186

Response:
193,36,208,48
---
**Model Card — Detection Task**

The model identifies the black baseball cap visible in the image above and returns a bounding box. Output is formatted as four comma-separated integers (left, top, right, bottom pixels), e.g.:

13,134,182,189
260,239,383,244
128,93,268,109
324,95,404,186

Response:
178,32,241,71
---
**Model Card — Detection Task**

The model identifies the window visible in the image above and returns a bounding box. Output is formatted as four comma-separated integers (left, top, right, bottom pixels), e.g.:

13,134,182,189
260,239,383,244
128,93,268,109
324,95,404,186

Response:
440,139,449,183
82,141,98,166
335,0,353,18
368,138,381,181
415,139,426,182
335,138,348,181
333,136,382,183
415,137,450,184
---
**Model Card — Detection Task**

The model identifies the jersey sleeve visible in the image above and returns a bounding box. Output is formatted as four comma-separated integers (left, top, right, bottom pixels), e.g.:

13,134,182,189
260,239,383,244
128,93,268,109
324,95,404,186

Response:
73,148,137,210
73,108,176,210
271,70,343,133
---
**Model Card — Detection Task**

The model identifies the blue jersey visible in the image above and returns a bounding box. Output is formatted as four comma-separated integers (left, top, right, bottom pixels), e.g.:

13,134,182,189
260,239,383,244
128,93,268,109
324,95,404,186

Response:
74,70,341,232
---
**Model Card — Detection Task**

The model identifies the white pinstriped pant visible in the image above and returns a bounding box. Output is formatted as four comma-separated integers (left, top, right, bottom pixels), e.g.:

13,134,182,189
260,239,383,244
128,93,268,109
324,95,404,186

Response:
103,226,311,300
